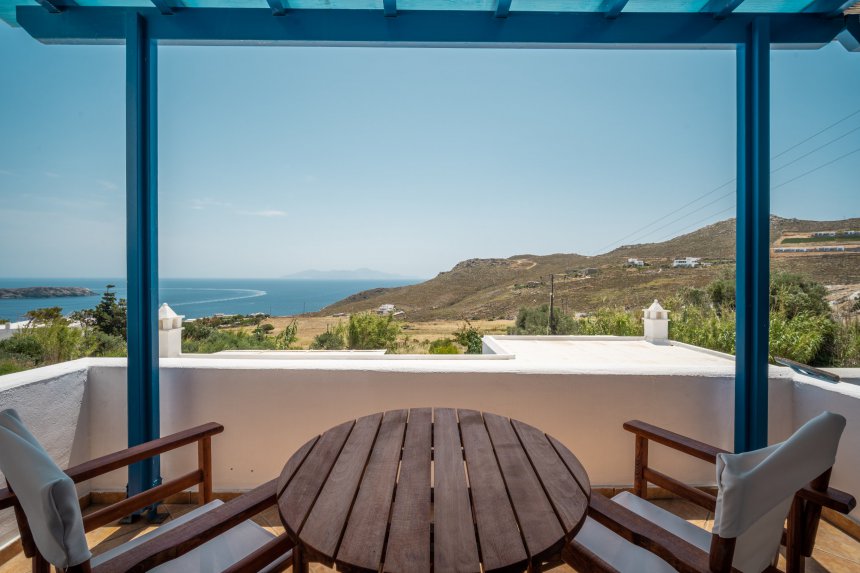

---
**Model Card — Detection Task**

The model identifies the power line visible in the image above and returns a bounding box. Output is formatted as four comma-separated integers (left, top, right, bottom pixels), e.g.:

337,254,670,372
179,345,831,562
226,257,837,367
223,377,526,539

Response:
771,106,860,161
658,206,735,243
595,112,860,254
771,123,860,175
772,144,860,190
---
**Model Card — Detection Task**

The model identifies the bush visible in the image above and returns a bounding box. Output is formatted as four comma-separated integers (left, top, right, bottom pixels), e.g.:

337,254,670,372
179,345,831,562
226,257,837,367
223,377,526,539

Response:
429,338,460,354
348,312,401,351
274,320,299,350
454,322,483,354
509,305,576,335
257,323,275,333
311,323,347,350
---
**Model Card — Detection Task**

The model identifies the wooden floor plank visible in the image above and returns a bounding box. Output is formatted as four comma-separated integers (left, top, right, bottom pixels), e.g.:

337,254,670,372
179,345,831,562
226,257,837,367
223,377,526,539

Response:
483,413,564,561
433,408,480,573
512,419,588,537
338,410,409,572
384,408,432,573
458,410,528,572
300,413,383,561
279,420,355,537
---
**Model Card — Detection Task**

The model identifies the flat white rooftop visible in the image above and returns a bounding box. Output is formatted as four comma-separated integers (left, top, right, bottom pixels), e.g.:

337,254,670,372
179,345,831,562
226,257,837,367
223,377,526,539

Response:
484,336,733,368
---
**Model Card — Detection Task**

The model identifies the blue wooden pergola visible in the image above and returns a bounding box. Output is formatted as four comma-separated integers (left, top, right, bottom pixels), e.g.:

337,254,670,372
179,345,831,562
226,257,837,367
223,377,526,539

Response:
4,0,859,504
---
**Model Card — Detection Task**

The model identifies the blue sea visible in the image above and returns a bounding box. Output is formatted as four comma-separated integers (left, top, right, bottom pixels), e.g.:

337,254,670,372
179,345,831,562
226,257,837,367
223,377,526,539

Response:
0,278,417,322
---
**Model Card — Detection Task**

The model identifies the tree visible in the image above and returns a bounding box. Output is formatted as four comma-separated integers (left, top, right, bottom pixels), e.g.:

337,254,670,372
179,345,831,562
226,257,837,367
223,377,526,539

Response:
93,285,127,340
347,312,401,351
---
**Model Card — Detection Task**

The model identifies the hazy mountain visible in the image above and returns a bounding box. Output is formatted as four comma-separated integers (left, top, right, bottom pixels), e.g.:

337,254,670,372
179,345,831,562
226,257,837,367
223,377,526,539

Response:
282,268,419,281
318,216,860,321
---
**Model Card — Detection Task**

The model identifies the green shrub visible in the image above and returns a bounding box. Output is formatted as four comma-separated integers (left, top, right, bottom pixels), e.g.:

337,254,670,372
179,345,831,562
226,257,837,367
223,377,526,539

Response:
454,322,483,354
311,323,347,350
429,338,460,354
347,312,401,351
257,323,275,333
274,320,299,350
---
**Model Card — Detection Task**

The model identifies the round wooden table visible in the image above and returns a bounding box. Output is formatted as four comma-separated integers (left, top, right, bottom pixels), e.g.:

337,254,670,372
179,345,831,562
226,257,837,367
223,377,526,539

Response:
277,408,590,573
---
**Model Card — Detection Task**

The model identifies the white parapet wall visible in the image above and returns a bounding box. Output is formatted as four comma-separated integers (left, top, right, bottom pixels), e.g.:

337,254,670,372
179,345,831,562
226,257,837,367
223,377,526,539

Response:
0,345,859,552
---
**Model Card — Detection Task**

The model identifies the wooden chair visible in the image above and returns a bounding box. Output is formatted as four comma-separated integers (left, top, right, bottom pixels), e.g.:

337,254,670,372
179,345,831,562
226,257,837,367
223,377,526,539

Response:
0,409,293,572
563,412,856,573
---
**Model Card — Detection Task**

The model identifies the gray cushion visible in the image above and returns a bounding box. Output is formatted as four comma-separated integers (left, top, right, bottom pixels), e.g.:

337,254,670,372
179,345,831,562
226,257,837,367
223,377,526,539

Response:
0,409,91,569
92,500,277,572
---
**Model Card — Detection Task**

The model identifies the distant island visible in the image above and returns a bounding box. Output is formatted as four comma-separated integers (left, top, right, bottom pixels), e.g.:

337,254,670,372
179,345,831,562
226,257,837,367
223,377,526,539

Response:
0,287,97,299
282,268,418,281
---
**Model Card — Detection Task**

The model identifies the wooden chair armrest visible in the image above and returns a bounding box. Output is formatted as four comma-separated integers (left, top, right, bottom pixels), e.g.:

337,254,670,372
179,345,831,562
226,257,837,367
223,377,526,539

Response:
92,478,278,573
623,420,728,464
587,494,742,573
220,534,293,573
65,422,224,484
798,485,856,514
0,423,224,511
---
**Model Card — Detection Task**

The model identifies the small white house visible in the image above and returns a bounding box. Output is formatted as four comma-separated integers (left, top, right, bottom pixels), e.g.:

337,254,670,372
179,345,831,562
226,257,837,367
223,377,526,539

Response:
813,231,837,237
627,258,645,267
376,304,396,315
672,257,701,268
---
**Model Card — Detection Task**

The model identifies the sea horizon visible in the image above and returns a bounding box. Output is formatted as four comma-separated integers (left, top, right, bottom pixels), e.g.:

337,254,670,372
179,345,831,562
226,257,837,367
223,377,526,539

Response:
0,277,419,322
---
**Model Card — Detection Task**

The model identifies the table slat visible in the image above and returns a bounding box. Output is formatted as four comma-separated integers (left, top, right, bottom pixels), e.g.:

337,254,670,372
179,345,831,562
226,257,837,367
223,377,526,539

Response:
512,419,589,536
433,408,480,573
458,409,528,572
279,420,354,536
338,409,409,572
384,408,432,573
547,435,592,496
276,435,319,497
483,413,564,561
301,413,384,560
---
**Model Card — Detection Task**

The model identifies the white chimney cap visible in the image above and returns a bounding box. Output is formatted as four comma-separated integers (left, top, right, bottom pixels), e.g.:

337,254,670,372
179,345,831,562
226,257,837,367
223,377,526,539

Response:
647,299,665,313
159,303,182,319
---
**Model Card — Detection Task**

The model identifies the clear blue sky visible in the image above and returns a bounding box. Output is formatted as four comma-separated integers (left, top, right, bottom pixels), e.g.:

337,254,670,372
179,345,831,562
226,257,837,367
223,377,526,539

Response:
1,24,858,279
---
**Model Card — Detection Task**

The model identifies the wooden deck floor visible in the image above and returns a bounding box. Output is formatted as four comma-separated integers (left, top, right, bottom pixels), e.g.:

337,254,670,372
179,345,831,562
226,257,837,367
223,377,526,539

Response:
1,497,858,572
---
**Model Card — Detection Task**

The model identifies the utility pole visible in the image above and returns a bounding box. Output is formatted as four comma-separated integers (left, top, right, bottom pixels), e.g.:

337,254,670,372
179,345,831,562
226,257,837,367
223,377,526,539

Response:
548,274,556,335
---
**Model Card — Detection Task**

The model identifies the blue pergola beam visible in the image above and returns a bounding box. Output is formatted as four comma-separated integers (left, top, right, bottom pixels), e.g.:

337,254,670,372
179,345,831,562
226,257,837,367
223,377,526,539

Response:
126,10,161,507
803,1,856,18
840,19,860,50
35,0,64,14
267,0,286,16
495,0,511,18
735,16,770,453
599,0,629,19
702,1,746,19
384,0,396,18
150,0,174,16
16,8,851,47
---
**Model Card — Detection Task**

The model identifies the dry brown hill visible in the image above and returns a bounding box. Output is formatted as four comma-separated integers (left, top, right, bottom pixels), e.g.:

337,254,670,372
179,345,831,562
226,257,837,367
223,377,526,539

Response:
319,216,860,321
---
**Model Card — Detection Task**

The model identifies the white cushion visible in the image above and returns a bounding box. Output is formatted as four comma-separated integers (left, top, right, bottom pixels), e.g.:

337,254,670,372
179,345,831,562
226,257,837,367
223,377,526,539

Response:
0,409,91,569
575,517,677,573
92,500,277,572
713,411,845,573
611,491,711,552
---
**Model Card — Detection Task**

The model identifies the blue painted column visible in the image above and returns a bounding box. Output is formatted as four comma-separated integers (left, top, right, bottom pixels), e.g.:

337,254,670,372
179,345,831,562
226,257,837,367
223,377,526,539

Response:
126,11,161,501
735,17,770,453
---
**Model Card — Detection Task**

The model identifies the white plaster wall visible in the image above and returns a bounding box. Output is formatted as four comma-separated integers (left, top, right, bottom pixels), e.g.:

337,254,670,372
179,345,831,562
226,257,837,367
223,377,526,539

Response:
85,360,793,495
0,360,91,550
790,375,860,520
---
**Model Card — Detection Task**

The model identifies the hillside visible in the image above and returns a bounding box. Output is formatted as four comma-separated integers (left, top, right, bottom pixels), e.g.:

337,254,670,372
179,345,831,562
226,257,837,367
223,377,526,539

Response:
319,216,860,321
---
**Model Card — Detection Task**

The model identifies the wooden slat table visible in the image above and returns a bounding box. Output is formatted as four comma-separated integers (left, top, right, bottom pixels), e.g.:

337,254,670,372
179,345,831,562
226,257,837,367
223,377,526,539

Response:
277,408,590,573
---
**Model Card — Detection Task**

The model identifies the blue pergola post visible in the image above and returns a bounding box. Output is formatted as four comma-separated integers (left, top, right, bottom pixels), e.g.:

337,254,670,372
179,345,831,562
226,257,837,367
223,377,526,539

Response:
126,10,161,505
735,16,770,453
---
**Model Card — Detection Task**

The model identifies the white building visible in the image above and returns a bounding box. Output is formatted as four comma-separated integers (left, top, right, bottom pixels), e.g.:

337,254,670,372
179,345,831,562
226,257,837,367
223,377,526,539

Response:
672,257,701,268
627,258,645,267
376,304,396,315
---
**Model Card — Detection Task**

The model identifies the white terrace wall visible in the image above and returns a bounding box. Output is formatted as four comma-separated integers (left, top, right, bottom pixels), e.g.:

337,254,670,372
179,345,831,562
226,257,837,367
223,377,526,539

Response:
0,360,92,550
1,358,859,552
